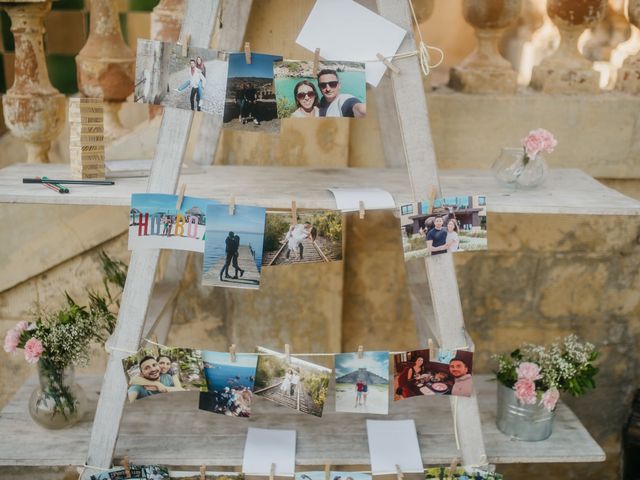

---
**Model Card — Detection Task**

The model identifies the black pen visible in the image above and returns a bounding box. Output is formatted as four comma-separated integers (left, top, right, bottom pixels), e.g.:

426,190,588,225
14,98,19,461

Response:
23,178,114,186
41,176,70,193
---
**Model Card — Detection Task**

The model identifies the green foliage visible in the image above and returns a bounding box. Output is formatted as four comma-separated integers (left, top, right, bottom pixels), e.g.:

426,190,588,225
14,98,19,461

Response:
302,372,329,406
264,214,291,251
276,96,295,119
255,355,285,389
310,211,342,242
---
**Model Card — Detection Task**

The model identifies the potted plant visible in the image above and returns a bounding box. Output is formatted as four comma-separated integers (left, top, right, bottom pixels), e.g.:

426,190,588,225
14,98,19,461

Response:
3,252,126,429
494,334,598,441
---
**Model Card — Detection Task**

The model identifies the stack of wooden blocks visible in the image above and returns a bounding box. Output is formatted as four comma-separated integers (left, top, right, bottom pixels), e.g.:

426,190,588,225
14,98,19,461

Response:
68,98,105,179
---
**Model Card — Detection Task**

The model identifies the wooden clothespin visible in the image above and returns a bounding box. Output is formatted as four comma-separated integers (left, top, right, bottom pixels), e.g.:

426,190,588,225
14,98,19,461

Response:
377,53,400,74
324,463,331,480
312,48,321,76
200,465,206,480
175,183,186,210
448,457,459,480
395,464,403,480
269,463,276,480
428,338,434,361
229,197,236,216
229,344,237,363
291,200,297,225
178,33,190,57
122,456,131,478
358,200,365,220
427,186,437,214
285,343,291,364
244,42,252,64
357,345,364,359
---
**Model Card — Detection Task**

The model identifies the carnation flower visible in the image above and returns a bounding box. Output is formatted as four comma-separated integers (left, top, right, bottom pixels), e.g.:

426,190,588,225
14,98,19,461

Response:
24,337,44,364
15,321,29,332
541,387,560,412
3,329,20,354
514,378,537,405
516,362,542,381
522,128,557,162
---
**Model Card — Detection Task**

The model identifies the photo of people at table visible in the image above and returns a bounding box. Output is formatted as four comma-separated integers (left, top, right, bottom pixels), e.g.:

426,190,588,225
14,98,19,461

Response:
393,349,473,400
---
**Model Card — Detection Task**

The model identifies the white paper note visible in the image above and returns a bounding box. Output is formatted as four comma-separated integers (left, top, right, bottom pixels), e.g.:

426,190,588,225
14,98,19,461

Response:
296,0,407,86
242,427,297,477
329,188,396,212
366,419,424,475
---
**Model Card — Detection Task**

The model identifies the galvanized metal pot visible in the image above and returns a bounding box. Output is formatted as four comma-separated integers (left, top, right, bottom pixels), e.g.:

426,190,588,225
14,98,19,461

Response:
496,382,555,441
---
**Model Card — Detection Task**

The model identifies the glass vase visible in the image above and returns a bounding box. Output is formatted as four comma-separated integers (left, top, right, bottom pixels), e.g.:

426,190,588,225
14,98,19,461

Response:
491,147,548,188
28,358,86,429
496,382,555,441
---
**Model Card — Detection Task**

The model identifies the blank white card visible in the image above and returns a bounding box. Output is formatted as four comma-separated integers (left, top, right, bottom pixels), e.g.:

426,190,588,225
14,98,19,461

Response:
366,419,424,475
242,427,297,476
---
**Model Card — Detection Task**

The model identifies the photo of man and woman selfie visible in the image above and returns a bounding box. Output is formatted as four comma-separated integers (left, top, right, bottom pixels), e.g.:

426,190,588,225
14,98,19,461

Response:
122,347,207,403
393,349,474,401
274,60,366,119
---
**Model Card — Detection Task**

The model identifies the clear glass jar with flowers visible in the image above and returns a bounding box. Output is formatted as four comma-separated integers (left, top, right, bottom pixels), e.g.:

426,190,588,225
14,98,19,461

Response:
3,252,126,429
494,334,598,441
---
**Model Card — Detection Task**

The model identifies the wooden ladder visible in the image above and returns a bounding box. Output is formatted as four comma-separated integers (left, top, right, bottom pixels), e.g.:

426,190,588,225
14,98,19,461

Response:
81,0,486,477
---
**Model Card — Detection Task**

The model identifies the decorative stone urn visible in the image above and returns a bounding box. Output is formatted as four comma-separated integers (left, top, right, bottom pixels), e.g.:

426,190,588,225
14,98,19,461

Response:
1,0,65,163
449,0,522,93
530,0,607,93
151,0,185,42
616,0,640,94
76,0,135,140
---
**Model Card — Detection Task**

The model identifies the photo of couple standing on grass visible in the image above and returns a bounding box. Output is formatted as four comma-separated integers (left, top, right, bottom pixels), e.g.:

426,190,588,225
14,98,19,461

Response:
262,210,342,266
254,346,331,417
202,204,266,290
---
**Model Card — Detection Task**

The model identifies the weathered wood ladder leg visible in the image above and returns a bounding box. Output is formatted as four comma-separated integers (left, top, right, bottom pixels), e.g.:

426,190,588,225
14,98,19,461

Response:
81,1,236,477
377,0,488,467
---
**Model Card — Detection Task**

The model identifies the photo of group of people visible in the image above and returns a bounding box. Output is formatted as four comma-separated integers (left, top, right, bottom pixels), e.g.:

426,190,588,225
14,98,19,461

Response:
425,467,503,479
334,351,389,415
274,61,366,119
263,210,342,266
393,349,474,400
122,347,207,403
90,465,169,480
400,195,488,261
199,351,258,418
254,346,331,417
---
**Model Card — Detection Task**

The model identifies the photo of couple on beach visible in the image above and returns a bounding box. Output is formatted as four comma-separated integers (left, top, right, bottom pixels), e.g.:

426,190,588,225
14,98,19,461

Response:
334,351,389,415
274,60,366,119
199,350,258,418
134,39,226,115
400,195,488,261
263,210,342,266
393,349,474,401
202,204,266,290
122,347,207,403
254,346,331,417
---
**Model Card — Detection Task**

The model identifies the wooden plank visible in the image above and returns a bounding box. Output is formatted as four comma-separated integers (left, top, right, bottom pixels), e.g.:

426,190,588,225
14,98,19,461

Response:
81,1,221,477
2,164,640,215
0,375,605,467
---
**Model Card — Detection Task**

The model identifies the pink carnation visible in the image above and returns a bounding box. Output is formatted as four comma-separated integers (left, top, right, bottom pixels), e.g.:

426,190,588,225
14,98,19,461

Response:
3,329,20,354
24,337,44,364
516,362,542,381
522,128,557,157
540,387,560,412
15,321,29,332
514,378,537,405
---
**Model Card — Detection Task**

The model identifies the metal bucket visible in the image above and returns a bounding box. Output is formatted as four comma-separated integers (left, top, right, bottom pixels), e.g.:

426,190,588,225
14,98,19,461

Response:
496,382,555,441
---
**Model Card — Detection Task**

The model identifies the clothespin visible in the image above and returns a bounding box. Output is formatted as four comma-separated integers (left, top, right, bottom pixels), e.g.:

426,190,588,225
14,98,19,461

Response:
285,343,291,364
357,345,364,359
175,183,186,210
428,338,434,361
229,197,236,216
291,200,297,225
229,344,237,363
324,463,331,480
377,53,400,74
244,42,252,64
178,33,190,57
122,456,131,478
312,48,321,76
358,200,365,220
395,464,403,480
448,457,459,480
200,465,206,480
269,463,276,480
427,186,437,214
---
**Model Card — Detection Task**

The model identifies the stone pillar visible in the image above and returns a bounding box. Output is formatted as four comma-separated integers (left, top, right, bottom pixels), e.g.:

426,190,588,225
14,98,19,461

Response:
76,0,135,140
582,0,631,62
530,0,607,93
616,0,640,94
449,0,522,93
1,1,65,163
151,0,185,43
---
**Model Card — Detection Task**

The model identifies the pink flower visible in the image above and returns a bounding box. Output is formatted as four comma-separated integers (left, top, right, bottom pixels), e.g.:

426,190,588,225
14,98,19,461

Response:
24,337,44,364
522,128,557,157
514,378,537,405
3,329,20,354
15,321,29,332
516,362,542,381
540,387,560,412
